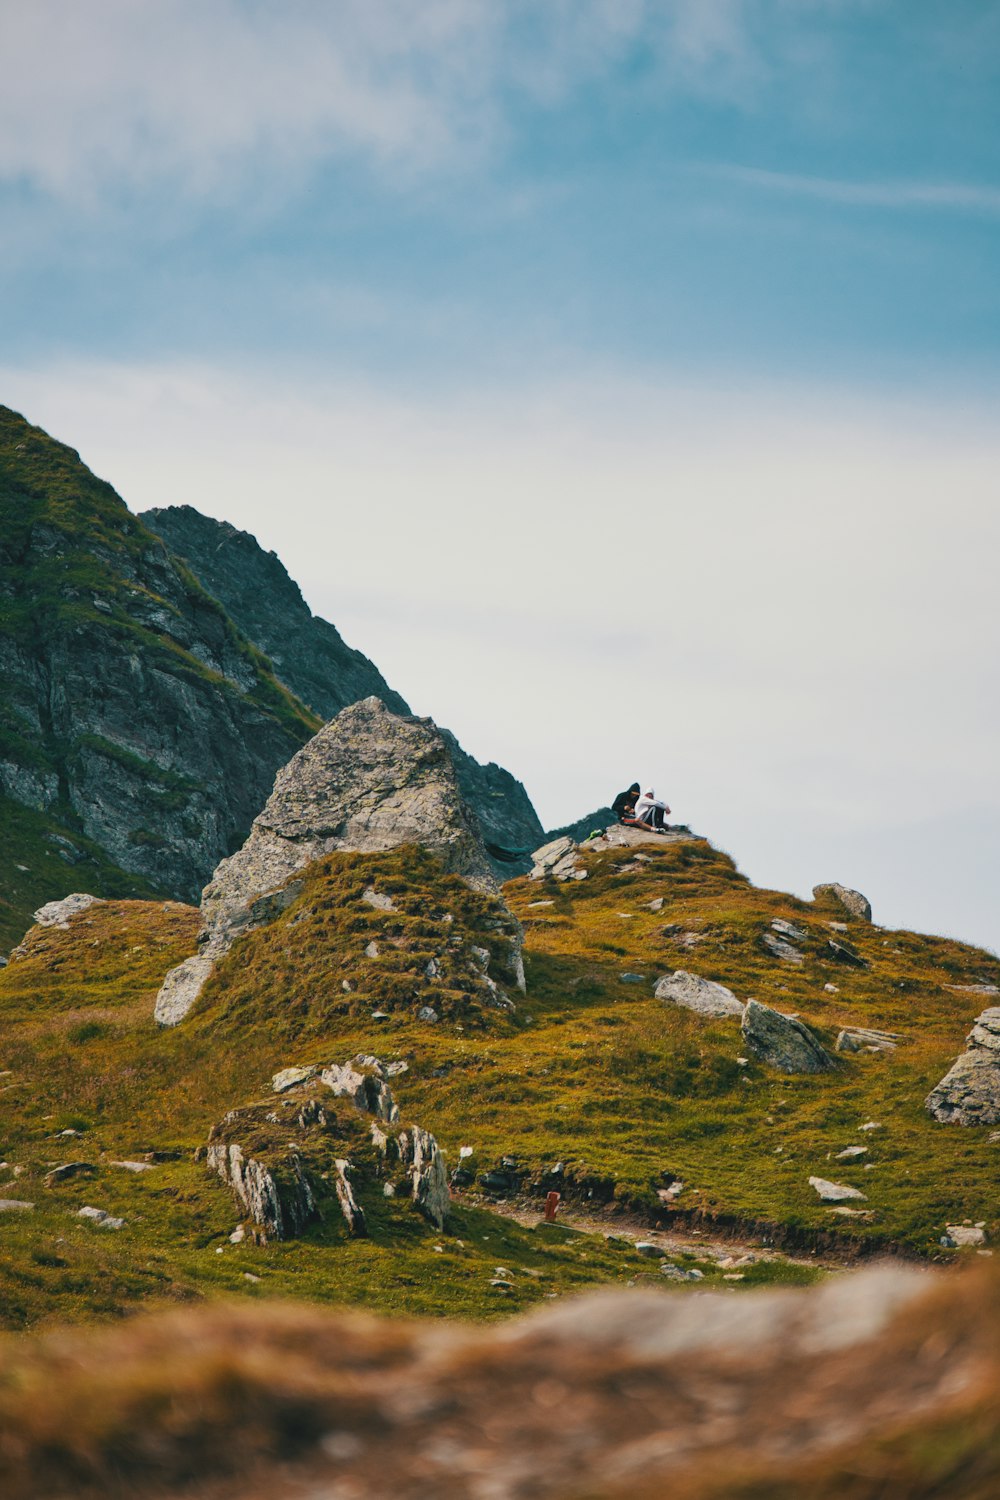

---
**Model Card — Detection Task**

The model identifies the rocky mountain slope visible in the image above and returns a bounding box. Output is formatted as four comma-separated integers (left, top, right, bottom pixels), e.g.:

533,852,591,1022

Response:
143,503,544,863
141,503,409,719
0,407,541,940
0,405,318,912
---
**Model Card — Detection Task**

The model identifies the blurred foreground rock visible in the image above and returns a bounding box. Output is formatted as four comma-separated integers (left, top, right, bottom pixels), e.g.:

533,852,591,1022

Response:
3,1263,1000,1500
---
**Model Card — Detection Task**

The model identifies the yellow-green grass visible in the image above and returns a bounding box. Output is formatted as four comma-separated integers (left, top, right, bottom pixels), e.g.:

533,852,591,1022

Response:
0,871,778,1332
0,838,994,1331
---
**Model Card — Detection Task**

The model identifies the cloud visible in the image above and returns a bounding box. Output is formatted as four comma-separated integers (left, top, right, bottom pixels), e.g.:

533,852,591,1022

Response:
717,165,1000,215
0,0,773,203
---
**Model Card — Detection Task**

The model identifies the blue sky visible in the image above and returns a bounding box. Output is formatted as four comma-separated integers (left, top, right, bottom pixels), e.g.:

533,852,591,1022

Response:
2,1,999,950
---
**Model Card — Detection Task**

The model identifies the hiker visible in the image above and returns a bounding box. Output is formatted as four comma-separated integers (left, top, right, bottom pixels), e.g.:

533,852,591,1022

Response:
634,787,671,831
611,782,641,823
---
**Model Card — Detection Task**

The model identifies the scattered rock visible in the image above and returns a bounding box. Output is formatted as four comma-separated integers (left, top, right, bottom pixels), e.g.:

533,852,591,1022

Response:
762,931,803,963
319,1062,399,1124
742,1000,834,1073
859,1121,882,1132
813,883,872,922
109,1160,156,1173
836,1145,868,1160
771,919,807,942
33,893,104,928
44,1162,95,1185
619,972,646,985
809,1176,867,1203
824,983,839,993
654,970,743,1019
361,887,396,912
836,1026,901,1054
529,836,587,882
926,1007,1000,1125
943,1224,987,1247
272,1066,320,1093
77,1206,125,1229
364,940,380,959
0,1199,34,1212
154,954,216,1027
826,938,869,968
646,897,665,912
635,1242,663,1259
417,1006,439,1023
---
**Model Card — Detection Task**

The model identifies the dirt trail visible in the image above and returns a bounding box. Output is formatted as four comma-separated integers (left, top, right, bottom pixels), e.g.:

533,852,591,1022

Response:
475,1193,865,1271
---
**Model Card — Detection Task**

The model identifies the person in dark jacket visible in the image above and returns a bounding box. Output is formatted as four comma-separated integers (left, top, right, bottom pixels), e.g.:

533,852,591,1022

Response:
611,782,641,822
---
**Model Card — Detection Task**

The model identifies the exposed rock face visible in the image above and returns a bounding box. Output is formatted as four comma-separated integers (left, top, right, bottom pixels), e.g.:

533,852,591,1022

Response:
208,1059,449,1239
156,697,518,1024
741,999,834,1073
142,505,410,720
654,970,743,1018
0,406,316,903
201,697,498,940
813,882,873,922
926,1007,1000,1125
206,1101,321,1241
142,505,544,874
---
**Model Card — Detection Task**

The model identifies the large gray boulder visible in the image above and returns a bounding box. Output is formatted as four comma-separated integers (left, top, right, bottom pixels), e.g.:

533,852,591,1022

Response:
655,970,743,1018
926,1007,1000,1125
741,999,834,1074
813,883,872,922
155,697,510,1025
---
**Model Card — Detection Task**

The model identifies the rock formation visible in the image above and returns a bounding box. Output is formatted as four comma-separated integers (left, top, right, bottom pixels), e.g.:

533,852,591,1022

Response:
925,1006,1000,1124
156,698,523,1024
142,505,544,871
654,969,744,1018
208,1056,449,1239
741,999,834,1073
813,882,873,922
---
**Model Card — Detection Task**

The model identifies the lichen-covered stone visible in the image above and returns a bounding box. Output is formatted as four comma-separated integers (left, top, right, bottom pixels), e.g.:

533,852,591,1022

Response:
741,999,834,1074
654,970,743,1018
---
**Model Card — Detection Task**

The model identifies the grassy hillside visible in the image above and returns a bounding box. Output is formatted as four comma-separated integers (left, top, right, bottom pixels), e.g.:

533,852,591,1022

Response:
0,835,994,1332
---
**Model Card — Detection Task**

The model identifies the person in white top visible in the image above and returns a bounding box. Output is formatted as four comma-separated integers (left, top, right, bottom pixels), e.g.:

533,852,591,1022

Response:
633,787,670,832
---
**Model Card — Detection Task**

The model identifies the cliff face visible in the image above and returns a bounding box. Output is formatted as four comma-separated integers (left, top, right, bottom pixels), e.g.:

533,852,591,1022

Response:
141,505,410,720
0,406,318,902
142,505,544,868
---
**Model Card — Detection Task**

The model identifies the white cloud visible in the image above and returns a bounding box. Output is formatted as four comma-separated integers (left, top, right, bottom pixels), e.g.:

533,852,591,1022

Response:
0,0,779,202
719,165,1000,215
3,355,998,948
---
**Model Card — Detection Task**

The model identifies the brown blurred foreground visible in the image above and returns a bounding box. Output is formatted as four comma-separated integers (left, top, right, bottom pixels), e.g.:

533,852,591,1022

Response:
1,1264,998,1500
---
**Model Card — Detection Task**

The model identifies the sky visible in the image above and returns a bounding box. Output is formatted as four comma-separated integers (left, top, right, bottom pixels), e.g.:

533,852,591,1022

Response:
1,1,998,951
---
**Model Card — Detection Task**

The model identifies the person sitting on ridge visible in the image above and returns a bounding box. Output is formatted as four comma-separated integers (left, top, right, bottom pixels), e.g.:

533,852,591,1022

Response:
634,787,671,832
611,782,641,823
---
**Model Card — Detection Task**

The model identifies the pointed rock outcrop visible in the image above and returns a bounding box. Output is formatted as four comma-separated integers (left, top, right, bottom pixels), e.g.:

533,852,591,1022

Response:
155,698,516,1025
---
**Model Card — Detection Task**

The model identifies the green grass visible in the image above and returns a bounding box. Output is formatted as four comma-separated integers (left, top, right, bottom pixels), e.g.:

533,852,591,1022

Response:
0,836,995,1332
